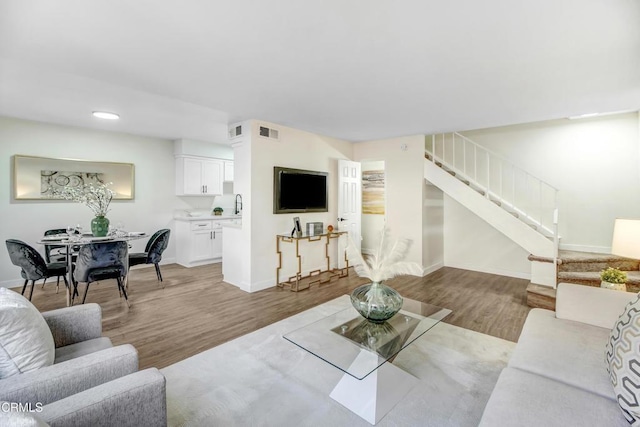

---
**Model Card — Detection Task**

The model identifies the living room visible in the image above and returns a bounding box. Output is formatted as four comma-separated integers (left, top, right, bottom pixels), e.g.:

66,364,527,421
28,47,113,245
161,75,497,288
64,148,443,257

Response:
1,1,639,426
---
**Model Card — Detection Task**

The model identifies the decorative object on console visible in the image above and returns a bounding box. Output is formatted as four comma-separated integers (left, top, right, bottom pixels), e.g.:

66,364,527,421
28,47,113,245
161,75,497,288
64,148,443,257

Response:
292,216,302,237
606,293,640,424
346,227,422,323
600,267,628,291
306,222,323,236
52,182,114,237
213,207,223,216
327,224,334,232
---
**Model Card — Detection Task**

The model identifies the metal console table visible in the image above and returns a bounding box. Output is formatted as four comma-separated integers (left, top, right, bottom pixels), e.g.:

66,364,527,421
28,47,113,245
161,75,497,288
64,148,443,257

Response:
276,230,349,292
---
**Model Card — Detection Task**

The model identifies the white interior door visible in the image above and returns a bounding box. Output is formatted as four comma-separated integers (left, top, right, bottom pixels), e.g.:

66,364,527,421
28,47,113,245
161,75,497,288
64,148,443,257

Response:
338,160,361,268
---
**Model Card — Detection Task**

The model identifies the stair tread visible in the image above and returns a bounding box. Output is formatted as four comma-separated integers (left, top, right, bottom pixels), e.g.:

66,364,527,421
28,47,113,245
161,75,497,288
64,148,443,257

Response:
558,270,640,284
529,250,638,265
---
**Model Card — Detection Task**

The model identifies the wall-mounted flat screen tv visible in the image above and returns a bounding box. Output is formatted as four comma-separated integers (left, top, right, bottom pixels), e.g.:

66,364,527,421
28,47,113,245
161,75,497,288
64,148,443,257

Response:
274,167,328,214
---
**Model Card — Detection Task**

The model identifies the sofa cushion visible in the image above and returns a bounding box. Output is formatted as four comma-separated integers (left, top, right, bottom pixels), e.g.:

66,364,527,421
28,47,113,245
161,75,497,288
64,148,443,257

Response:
606,294,640,424
54,337,112,364
0,288,55,379
508,308,614,400
479,367,628,426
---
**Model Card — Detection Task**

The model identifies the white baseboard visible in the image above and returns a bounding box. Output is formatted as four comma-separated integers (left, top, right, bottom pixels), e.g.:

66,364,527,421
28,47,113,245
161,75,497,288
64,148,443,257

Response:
423,262,444,276
444,262,531,280
0,278,24,289
248,279,275,293
559,244,610,254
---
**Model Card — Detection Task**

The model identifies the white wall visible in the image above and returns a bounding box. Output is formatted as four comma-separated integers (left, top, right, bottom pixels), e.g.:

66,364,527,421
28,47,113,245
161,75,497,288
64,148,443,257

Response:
461,112,640,253
354,136,429,269
241,120,353,292
0,116,209,286
443,196,531,279
424,181,444,274
361,160,385,254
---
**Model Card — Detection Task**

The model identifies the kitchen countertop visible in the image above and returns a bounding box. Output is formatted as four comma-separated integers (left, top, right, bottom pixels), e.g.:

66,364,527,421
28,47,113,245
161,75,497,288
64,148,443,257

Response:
174,214,242,221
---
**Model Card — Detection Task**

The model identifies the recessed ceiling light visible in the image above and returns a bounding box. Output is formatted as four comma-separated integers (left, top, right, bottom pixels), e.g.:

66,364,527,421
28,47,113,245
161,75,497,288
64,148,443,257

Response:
92,111,120,120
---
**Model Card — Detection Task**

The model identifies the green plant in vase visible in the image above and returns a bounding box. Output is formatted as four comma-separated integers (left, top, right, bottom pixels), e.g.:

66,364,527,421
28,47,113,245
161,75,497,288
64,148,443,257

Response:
346,227,423,322
600,267,627,291
52,182,115,237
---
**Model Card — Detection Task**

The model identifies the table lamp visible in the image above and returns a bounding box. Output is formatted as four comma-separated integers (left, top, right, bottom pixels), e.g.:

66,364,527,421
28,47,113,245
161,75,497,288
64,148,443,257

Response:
611,219,640,259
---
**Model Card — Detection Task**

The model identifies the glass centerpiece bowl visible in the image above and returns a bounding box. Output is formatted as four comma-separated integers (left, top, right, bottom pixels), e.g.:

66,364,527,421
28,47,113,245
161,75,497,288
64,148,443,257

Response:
52,182,115,237
346,228,423,323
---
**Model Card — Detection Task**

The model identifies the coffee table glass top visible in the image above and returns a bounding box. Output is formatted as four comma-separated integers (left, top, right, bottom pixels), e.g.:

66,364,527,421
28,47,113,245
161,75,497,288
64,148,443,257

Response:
283,297,451,380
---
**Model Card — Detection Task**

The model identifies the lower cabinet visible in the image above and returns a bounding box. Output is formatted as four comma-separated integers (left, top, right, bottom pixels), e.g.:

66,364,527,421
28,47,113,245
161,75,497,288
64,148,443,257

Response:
176,219,226,267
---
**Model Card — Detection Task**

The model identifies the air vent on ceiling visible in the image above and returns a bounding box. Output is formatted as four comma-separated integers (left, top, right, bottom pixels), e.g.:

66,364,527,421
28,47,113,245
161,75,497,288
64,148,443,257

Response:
228,123,243,139
259,125,280,140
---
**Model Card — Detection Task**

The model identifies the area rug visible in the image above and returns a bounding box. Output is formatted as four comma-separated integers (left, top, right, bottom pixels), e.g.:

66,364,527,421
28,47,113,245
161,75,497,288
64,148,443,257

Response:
162,295,514,426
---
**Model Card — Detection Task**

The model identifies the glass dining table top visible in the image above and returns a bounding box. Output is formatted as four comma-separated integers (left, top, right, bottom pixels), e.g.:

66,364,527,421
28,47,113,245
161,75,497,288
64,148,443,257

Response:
38,232,147,244
283,297,452,380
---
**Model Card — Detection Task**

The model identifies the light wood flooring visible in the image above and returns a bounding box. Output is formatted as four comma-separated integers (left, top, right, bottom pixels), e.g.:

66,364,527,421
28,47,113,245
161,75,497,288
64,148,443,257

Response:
25,264,531,370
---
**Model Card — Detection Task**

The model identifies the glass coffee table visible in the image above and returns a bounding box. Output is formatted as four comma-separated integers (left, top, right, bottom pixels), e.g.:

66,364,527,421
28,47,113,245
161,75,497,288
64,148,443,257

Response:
283,296,451,424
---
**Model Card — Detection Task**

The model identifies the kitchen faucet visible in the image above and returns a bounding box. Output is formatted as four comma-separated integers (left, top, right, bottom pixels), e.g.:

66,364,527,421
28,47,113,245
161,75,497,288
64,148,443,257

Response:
234,194,243,215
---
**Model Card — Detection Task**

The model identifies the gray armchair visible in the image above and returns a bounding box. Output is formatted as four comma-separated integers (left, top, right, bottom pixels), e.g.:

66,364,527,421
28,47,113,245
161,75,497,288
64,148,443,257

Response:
0,303,166,426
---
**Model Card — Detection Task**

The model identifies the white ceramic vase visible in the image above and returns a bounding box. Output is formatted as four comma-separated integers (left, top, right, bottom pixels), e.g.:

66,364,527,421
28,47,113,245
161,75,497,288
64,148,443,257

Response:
600,280,627,292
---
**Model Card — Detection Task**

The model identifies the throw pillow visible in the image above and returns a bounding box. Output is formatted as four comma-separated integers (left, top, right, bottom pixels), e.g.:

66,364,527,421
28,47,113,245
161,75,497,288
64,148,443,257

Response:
0,288,55,379
607,293,640,424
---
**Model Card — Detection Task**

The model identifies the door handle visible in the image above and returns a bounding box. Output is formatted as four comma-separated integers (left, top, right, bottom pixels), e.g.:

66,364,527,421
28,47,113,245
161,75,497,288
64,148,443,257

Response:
337,217,346,222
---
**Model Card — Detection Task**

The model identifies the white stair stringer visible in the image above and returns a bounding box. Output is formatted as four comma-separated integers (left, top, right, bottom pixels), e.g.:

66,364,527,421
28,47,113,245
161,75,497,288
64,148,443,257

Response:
425,159,556,286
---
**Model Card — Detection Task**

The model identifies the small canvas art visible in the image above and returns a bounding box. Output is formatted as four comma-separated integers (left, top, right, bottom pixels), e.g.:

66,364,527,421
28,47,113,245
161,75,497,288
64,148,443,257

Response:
362,170,385,215
41,170,104,197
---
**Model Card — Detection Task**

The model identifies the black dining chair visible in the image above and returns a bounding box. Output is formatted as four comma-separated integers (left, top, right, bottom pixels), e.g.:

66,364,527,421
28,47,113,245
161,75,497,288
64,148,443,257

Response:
128,229,170,287
74,241,130,307
43,228,68,263
5,239,69,300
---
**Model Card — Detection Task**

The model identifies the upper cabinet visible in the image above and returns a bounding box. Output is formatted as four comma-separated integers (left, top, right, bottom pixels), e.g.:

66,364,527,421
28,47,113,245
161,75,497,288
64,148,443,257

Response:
176,156,223,196
223,161,234,182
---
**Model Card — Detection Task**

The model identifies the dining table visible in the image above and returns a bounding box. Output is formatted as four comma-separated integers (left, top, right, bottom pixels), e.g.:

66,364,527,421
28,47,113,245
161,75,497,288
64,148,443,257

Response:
38,232,147,306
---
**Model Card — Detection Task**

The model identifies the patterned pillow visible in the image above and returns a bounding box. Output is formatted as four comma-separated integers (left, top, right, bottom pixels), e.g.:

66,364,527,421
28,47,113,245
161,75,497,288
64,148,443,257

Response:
607,294,640,424
0,288,55,378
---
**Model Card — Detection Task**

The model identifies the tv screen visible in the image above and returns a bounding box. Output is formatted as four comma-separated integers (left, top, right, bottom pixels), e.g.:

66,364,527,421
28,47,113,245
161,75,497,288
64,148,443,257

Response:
273,167,328,214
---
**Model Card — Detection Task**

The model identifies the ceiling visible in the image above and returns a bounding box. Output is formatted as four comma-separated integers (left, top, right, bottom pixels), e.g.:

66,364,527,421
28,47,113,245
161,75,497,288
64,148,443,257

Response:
0,0,638,143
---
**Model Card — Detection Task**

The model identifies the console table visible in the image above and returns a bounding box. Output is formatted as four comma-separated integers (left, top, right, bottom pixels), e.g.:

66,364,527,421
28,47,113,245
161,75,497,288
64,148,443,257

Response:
276,231,349,291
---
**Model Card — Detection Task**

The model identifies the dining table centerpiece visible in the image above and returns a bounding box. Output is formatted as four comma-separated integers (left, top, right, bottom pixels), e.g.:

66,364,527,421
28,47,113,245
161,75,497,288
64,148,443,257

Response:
346,227,423,323
53,182,115,237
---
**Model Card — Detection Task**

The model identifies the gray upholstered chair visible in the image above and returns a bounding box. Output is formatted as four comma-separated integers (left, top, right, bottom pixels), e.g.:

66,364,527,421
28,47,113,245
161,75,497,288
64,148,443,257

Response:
6,239,69,300
74,240,130,306
128,229,171,286
0,302,167,426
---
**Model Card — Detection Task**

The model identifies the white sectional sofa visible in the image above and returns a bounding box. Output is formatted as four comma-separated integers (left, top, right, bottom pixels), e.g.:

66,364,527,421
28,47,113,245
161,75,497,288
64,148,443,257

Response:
480,283,635,426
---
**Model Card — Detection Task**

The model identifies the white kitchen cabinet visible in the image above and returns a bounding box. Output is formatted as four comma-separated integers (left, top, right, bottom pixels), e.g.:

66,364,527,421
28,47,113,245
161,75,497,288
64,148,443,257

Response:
175,218,226,267
176,156,223,196
223,161,234,182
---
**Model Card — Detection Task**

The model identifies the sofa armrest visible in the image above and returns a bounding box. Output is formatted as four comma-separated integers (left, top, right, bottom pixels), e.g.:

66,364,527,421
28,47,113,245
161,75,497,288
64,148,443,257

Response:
0,344,138,406
556,282,637,329
42,303,102,348
40,368,167,427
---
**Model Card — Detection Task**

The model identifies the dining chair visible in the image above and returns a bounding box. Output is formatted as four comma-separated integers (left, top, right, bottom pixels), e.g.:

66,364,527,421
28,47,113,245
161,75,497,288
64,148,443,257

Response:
5,239,69,300
43,228,67,263
74,241,130,307
128,229,171,287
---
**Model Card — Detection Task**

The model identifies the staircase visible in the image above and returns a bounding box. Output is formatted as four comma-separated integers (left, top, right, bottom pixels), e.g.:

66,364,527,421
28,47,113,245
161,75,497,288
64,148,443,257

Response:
424,133,559,288
527,250,640,309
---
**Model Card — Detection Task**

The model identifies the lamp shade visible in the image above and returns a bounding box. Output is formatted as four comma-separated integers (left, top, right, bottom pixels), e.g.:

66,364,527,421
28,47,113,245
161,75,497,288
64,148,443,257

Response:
611,219,640,259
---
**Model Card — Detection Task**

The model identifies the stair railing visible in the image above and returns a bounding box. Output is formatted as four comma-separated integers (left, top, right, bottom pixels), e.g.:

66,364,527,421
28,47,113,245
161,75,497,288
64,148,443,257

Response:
427,133,559,260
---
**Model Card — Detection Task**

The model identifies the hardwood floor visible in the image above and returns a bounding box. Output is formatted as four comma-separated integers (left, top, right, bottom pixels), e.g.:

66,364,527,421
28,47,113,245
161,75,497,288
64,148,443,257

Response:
26,264,531,370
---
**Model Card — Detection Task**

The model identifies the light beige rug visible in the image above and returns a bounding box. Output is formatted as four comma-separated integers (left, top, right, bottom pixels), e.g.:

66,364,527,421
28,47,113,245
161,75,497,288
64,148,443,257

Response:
162,295,514,426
